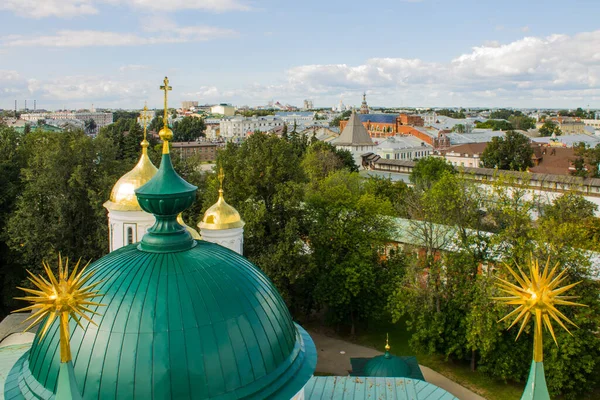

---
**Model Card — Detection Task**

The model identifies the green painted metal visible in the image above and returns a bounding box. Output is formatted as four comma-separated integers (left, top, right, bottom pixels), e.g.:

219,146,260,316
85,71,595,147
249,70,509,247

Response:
55,362,82,400
135,153,197,253
350,353,424,380
521,361,550,400
7,241,316,399
305,376,458,399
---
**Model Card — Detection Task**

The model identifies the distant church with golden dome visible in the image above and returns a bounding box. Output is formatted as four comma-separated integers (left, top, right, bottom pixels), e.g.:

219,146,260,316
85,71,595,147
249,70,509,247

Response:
0,78,460,400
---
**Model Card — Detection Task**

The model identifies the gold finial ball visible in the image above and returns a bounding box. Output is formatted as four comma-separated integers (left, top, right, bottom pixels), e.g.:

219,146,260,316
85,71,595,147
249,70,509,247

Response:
159,127,173,142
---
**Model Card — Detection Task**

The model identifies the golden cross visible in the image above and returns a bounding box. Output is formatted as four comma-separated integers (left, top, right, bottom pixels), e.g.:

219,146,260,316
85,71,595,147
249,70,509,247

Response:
159,76,172,129
140,103,151,141
218,167,225,191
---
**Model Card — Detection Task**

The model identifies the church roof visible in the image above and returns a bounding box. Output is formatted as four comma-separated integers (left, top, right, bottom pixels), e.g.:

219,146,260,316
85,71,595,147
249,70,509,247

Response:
7,242,317,399
351,354,424,380
304,376,457,399
335,112,374,146
357,114,398,124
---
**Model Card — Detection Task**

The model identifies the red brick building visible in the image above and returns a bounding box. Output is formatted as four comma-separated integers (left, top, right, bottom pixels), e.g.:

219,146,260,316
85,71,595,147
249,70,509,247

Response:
339,113,425,139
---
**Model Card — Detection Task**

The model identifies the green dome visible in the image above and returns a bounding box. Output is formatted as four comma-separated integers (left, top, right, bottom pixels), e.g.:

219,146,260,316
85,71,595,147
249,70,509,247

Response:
8,242,316,399
363,351,411,378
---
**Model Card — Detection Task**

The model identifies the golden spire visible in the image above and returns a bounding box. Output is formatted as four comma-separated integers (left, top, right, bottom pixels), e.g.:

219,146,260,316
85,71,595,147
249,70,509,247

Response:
139,103,151,155
159,76,173,154
494,257,586,362
218,167,225,194
385,333,390,352
13,256,105,363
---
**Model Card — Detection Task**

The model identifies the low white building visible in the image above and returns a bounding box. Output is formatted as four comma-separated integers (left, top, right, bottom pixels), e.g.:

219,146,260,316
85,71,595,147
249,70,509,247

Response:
21,111,113,133
211,104,235,116
219,115,285,139
374,135,432,161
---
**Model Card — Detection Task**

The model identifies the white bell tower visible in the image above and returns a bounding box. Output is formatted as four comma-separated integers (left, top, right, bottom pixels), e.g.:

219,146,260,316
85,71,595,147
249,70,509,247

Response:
103,105,157,252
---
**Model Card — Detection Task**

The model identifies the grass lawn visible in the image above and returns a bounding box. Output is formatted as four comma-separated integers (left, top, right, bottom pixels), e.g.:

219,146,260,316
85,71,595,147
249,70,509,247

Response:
349,319,524,400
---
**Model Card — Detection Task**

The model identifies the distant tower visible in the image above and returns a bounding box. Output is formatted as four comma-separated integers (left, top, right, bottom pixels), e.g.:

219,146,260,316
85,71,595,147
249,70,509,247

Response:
34,100,36,111
360,92,369,114
24,100,27,112
199,168,245,255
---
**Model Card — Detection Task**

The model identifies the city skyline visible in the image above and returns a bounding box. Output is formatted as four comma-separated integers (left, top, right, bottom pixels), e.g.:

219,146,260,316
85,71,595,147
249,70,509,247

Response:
2,0,600,110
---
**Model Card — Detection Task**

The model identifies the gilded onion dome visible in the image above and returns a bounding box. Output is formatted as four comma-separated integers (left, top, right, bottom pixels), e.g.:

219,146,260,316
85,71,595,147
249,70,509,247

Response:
104,106,157,211
199,168,244,230
177,213,201,239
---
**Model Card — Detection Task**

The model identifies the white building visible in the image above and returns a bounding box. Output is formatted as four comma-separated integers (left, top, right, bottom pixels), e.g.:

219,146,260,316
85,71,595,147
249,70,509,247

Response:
374,135,433,161
211,104,235,116
219,115,285,139
303,99,314,110
21,111,113,133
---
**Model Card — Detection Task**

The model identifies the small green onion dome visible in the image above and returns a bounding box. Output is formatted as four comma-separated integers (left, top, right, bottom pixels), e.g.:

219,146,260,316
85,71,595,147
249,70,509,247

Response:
363,351,411,378
7,139,316,399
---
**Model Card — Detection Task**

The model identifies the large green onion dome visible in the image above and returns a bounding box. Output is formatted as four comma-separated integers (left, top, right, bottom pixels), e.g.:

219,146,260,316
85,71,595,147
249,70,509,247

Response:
6,148,316,399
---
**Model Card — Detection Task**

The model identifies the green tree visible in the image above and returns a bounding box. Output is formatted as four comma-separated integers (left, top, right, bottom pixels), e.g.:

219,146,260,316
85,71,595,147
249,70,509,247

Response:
475,119,514,131
481,131,533,171
409,156,455,190
539,120,562,137
508,115,536,130
330,110,351,127
84,118,97,135
452,124,465,133
173,116,206,142
306,170,395,334
0,127,26,315
7,130,124,280
203,133,310,312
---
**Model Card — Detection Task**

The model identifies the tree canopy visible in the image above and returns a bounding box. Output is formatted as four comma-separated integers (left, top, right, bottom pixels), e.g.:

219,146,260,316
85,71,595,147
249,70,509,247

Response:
173,116,206,142
539,120,562,137
481,131,533,171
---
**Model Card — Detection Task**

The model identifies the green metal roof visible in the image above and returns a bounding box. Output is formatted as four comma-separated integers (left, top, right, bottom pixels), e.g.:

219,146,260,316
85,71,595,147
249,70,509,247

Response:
305,376,458,399
5,241,316,399
351,354,424,380
521,361,550,400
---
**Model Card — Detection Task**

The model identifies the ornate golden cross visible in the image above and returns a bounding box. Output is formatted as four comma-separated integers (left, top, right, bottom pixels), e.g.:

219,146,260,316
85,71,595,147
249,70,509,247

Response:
160,76,172,129
140,103,151,141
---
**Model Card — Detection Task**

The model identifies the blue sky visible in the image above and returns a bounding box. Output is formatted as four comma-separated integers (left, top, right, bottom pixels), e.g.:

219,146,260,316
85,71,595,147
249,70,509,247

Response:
1,0,600,110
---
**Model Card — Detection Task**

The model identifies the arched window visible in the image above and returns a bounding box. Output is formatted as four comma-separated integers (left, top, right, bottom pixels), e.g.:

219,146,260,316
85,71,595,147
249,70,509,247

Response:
127,227,134,245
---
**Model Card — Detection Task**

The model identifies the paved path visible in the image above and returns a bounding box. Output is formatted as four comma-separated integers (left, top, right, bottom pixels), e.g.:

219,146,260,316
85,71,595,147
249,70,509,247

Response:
308,330,487,400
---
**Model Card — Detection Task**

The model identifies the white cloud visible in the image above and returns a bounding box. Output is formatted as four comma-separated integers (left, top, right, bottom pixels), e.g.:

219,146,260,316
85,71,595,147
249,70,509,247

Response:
278,30,600,107
0,0,97,19
119,64,150,72
0,0,250,18
108,0,251,12
4,30,600,108
0,70,22,82
1,26,237,47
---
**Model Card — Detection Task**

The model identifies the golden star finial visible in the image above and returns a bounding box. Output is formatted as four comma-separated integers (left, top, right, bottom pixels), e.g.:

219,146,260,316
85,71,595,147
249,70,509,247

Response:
493,257,586,362
13,256,105,363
